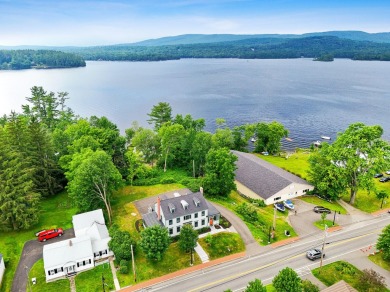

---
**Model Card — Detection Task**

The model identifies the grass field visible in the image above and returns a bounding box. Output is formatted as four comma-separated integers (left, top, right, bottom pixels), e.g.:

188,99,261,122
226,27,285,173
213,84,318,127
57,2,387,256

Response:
313,219,338,230
0,191,78,292
209,191,296,245
312,261,388,292
198,232,245,260
368,252,390,271
75,262,114,292
29,259,70,292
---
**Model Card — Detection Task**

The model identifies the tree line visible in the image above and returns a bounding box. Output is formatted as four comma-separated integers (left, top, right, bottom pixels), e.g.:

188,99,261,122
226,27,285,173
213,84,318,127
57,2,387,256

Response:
67,36,390,61
0,88,288,231
0,50,86,70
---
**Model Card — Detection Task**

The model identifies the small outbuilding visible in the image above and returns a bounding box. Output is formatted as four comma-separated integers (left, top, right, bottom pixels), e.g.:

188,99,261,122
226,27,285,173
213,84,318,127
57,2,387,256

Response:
232,150,314,205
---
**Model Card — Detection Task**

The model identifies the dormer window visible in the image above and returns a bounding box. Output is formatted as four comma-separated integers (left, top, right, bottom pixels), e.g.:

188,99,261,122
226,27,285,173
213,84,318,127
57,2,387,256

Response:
193,197,200,207
168,203,175,213
180,200,189,210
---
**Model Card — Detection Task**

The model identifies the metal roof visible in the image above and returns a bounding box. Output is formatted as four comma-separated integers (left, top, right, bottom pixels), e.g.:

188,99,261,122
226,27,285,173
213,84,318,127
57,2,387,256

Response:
232,150,312,199
142,212,163,228
160,192,208,220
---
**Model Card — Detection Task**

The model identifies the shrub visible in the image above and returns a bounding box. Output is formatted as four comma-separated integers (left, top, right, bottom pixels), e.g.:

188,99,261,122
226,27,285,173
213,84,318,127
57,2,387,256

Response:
198,227,211,234
160,176,175,184
119,260,129,274
205,233,213,246
358,269,386,291
219,216,232,228
236,203,259,223
301,279,319,292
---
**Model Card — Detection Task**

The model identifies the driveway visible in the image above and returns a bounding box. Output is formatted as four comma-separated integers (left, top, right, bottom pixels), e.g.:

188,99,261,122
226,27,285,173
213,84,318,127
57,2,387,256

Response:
11,228,75,292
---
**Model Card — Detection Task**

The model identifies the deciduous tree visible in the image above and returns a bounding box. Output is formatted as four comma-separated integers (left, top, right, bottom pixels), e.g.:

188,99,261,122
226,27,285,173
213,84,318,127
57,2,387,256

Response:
377,224,390,260
254,121,288,154
376,190,389,209
245,278,266,292
139,225,170,261
272,267,301,292
203,148,237,197
108,226,136,262
178,224,198,252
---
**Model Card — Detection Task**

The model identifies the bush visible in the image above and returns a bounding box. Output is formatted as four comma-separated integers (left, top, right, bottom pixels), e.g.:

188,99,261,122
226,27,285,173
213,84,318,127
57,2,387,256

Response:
119,260,129,274
236,203,259,223
160,176,175,184
197,227,211,234
219,216,232,228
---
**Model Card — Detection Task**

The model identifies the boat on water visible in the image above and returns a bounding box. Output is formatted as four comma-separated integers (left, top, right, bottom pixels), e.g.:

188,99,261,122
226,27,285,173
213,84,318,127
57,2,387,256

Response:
313,141,321,147
321,136,331,140
285,137,293,142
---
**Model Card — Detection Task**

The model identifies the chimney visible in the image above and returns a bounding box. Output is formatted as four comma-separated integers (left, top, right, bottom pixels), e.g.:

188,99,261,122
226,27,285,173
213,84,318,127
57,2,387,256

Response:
157,197,161,221
200,187,203,195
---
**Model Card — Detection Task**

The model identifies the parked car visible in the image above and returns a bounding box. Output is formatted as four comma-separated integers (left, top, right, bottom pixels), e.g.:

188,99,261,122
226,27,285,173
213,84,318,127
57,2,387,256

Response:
374,173,383,178
261,151,269,156
313,206,331,214
386,170,390,175
379,176,390,183
306,248,325,260
274,202,285,212
283,199,295,210
35,229,47,237
38,228,64,242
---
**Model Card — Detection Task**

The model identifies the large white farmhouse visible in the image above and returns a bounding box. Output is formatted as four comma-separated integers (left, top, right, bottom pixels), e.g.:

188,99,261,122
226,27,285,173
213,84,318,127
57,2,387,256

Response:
43,209,113,282
232,150,314,205
142,191,220,237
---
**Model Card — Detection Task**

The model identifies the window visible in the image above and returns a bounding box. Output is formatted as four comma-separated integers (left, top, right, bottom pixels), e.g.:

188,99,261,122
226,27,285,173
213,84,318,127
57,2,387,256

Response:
274,197,281,201
184,215,191,220
94,252,99,257
176,217,180,223
201,211,205,216
194,213,198,218
169,219,173,225
89,259,91,264
177,226,181,233
169,228,173,235
194,221,198,228
49,270,54,275
201,219,205,226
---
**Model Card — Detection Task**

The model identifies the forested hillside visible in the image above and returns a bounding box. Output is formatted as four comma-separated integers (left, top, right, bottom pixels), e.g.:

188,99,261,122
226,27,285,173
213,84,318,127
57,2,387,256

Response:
68,36,390,61
0,50,86,70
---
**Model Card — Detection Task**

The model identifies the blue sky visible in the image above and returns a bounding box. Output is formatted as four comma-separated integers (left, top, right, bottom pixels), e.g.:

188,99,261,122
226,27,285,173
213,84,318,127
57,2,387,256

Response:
1,0,389,46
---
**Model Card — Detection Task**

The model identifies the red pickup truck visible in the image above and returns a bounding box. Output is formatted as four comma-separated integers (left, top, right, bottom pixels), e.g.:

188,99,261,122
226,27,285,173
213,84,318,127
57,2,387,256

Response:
37,228,64,242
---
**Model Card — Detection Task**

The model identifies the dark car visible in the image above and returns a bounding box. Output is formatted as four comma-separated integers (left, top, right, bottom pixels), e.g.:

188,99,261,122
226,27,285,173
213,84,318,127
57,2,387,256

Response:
313,206,331,214
379,176,390,183
374,173,383,178
306,248,325,260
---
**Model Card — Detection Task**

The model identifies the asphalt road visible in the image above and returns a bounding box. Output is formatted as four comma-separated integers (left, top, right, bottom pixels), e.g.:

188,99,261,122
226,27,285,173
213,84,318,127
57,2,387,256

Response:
133,215,390,292
11,228,75,292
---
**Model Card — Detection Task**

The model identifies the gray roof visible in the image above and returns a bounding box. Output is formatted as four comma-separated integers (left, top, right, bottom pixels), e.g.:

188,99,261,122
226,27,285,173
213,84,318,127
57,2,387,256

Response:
206,201,219,216
232,150,312,200
322,280,357,292
160,192,209,220
142,212,163,228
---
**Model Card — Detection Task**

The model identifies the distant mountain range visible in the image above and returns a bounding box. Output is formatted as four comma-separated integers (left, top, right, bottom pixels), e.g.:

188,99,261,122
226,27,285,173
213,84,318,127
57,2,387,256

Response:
1,31,390,65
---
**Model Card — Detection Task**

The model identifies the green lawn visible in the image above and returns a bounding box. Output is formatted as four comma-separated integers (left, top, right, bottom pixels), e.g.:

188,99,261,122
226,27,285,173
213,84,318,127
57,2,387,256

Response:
209,191,297,245
300,196,347,214
75,262,114,292
314,219,338,230
312,261,388,292
29,259,70,292
198,232,245,260
116,241,201,287
0,191,78,292
368,252,390,271
257,150,311,180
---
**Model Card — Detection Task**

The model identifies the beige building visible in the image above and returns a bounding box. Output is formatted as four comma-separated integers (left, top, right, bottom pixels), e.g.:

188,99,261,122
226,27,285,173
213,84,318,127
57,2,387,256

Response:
232,151,314,205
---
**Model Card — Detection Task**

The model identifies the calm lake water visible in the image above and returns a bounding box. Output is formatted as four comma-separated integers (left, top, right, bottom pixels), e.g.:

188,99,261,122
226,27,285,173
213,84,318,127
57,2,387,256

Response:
1,58,390,149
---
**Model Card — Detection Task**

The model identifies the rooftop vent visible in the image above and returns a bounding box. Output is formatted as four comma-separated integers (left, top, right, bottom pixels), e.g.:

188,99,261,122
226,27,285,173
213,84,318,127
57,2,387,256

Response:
168,203,176,213
173,192,181,197
181,200,189,210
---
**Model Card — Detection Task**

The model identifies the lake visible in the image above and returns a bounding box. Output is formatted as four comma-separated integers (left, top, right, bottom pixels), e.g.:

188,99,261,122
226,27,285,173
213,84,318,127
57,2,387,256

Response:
1,58,389,149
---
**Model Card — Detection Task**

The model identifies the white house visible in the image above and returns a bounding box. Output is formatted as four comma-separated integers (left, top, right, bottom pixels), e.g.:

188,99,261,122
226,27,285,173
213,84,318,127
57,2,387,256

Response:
232,150,314,205
0,253,5,286
142,192,220,237
43,209,113,282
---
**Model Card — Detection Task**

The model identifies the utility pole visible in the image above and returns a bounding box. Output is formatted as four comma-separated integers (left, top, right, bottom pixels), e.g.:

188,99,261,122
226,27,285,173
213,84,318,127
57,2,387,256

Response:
131,244,136,282
319,225,328,272
190,248,193,266
102,274,106,292
273,206,276,230
332,210,337,226
268,226,272,244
